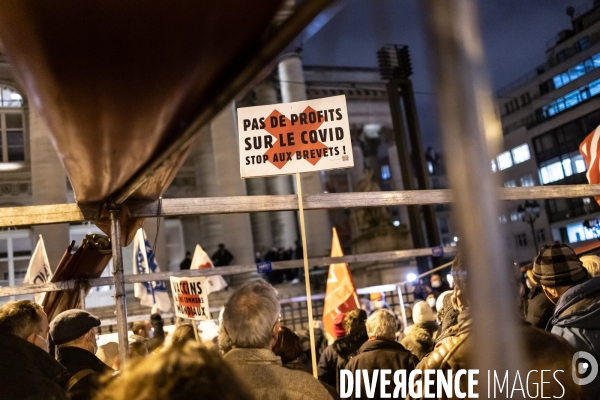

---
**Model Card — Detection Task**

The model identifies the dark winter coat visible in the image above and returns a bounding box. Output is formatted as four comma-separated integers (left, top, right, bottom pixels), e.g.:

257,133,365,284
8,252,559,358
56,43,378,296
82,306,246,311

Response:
344,339,418,400
317,331,368,390
549,277,600,399
401,321,438,360
0,333,71,400
57,346,113,400
412,314,582,400
525,284,555,329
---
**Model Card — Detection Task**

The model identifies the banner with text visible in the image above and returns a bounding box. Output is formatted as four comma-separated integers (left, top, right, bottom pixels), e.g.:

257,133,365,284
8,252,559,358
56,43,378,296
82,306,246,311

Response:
237,95,353,177
169,276,211,320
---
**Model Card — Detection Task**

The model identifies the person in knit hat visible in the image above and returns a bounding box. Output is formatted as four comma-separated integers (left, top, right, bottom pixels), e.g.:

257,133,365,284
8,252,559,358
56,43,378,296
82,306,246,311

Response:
401,301,439,360
533,244,600,359
317,309,367,391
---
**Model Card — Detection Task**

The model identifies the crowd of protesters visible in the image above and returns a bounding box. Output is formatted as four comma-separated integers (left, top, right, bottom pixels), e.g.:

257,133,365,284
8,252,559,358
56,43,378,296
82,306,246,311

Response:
0,242,599,399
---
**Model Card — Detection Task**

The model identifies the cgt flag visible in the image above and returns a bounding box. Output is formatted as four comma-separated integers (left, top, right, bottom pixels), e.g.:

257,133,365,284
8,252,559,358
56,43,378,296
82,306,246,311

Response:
23,235,52,304
133,228,171,312
190,244,228,294
580,125,600,204
322,227,360,337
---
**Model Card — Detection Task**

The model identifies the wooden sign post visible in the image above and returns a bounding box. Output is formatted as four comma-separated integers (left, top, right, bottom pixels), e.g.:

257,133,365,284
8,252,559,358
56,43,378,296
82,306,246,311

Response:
237,95,353,378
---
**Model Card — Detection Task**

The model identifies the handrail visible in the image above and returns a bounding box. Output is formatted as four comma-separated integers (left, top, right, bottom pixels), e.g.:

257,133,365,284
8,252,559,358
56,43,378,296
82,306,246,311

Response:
1,184,599,228
0,247,457,297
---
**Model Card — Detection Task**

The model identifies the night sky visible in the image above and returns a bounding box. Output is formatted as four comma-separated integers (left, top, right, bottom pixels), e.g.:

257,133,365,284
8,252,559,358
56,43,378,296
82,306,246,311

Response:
302,0,578,147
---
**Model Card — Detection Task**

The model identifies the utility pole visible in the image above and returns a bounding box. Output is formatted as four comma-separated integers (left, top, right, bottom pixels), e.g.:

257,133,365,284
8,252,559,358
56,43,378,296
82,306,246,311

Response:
378,45,441,273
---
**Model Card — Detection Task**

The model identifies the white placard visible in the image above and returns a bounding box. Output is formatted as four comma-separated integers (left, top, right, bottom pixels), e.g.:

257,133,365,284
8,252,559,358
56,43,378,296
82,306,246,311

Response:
169,276,211,320
237,95,354,177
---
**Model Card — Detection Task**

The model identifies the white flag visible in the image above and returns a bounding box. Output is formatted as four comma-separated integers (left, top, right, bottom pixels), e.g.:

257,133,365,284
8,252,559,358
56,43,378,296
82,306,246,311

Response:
191,244,228,294
133,228,171,312
23,235,52,304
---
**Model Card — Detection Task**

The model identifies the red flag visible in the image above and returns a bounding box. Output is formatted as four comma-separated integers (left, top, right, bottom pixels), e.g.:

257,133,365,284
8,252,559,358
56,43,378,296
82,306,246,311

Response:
322,227,360,337
580,126,600,204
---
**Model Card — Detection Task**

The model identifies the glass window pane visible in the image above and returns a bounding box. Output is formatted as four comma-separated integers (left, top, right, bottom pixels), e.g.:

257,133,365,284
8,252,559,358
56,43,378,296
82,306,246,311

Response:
553,75,564,89
520,174,535,187
511,143,531,164
5,113,22,129
569,64,586,80
497,151,513,170
561,72,571,85
593,54,600,68
7,146,24,162
589,78,600,96
6,131,23,146
585,59,595,72
546,161,565,183
562,158,573,176
564,91,581,108
556,99,566,112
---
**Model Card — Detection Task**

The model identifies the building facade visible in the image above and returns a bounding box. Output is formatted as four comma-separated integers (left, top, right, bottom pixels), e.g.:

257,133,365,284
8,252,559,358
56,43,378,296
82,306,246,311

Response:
497,1,600,265
0,55,455,307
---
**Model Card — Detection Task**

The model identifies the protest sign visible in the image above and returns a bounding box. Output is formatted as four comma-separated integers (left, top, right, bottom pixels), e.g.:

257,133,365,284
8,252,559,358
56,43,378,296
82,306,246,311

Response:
169,276,211,320
237,95,353,177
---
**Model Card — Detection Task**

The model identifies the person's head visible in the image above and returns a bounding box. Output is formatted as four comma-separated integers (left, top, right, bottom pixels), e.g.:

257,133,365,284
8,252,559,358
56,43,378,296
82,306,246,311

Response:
365,309,396,341
435,290,453,323
171,324,196,347
426,294,436,309
97,342,119,369
580,255,600,277
186,251,191,259
218,244,225,250
272,326,303,364
430,274,442,288
343,308,367,336
98,341,253,400
222,280,280,349
49,309,101,354
0,300,48,351
132,320,152,338
451,252,468,309
412,301,436,325
533,244,588,304
129,335,149,358
370,292,386,310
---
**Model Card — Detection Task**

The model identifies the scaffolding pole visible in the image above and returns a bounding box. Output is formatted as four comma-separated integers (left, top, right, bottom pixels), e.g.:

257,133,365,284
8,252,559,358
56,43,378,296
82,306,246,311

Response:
109,206,128,364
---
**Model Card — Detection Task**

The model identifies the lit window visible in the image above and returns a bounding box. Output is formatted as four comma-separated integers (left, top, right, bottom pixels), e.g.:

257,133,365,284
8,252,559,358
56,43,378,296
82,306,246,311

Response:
520,175,535,187
574,155,587,173
491,159,497,173
562,158,573,177
511,144,530,164
590,78,600,96
381,165,391,180
0,87,23,108
539,161,565,184
499,215,507,223
566,222,597,243
504,180,516,187
497,151,513,170
510,212,520,222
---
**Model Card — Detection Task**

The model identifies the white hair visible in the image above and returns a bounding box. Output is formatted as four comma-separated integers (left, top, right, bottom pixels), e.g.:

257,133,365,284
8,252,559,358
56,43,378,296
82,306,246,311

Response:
365,309,396,339
581,255,600,277
223,280,280,349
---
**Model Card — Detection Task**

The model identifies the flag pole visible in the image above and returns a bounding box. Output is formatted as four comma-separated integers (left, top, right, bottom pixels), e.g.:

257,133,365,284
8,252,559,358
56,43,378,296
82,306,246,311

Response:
295,172,318,378
192,322,201,343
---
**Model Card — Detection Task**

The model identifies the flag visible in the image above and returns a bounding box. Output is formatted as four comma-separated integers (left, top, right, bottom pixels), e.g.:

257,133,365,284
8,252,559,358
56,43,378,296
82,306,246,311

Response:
23,235,52,304
580,126,600,204
322,227,360,337
133,228,171,312
190,244,228,294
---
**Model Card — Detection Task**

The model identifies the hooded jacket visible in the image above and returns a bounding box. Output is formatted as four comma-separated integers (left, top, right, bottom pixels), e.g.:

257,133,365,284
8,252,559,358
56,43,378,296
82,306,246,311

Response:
0,333,71,400
411,313,582,400
549,277,600,358
345,339,417,400
317,330,368,390
401,321,438,360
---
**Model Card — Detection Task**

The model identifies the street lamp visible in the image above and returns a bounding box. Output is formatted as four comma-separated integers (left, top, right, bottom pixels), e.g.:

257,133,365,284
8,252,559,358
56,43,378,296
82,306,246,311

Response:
517,200,541,253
